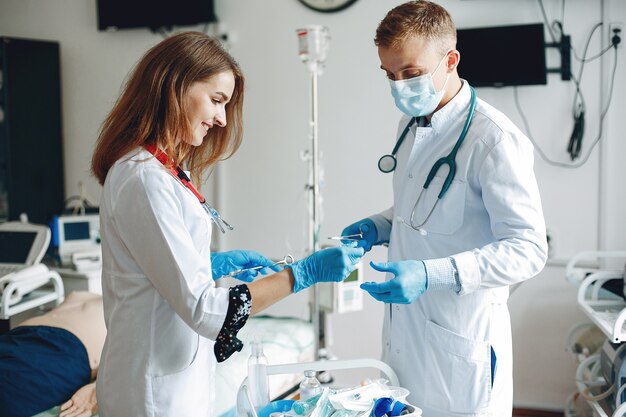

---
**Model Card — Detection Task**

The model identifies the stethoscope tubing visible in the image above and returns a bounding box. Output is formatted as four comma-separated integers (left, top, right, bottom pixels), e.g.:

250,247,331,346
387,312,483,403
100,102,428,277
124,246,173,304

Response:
383,86,477,232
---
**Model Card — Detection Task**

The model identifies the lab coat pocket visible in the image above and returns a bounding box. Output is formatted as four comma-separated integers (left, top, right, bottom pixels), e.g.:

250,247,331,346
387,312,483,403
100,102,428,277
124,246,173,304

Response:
150,353,207,416
413,177,466,235
424,321,491,414
149,334,207,417
151,331,200,376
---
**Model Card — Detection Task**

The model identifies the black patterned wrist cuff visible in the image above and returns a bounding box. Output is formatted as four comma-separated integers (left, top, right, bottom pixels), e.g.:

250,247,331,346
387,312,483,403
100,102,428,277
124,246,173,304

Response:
214,284,252,363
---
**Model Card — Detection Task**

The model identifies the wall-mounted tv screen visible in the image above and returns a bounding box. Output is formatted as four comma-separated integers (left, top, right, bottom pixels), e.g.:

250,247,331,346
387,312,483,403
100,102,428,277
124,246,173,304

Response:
456,23,547,87
97,0,217,31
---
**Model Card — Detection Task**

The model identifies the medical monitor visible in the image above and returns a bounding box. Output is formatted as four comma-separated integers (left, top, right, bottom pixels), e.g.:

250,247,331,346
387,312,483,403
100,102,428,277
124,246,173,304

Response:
0,222,51,265
97,0,217,31
456,23,547,87
51,214,101,266
0,232,37,264
63,221,90,241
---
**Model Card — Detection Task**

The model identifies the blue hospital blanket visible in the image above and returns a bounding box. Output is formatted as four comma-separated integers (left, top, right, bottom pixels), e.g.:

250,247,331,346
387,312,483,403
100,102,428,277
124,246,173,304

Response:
0,326,91,417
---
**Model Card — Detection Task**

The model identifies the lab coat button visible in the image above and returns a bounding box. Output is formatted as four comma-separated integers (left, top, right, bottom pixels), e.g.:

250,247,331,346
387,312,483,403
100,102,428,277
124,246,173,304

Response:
408,174,413,179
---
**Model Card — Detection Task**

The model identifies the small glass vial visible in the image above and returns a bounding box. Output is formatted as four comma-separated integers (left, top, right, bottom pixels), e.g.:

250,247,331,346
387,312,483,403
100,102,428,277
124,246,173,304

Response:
248,340,269,409
299,369,322,401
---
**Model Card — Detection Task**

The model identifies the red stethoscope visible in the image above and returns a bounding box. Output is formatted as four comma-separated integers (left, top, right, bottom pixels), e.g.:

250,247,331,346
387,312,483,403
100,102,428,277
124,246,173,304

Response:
144,144,233,234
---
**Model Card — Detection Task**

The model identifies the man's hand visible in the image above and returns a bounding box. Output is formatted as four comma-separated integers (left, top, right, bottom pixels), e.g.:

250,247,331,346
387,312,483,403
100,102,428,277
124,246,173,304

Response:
360,260,427,304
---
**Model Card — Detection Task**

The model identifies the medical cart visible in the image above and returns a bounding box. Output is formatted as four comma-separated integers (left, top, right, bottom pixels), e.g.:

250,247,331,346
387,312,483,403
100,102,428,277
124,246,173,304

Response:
236,357,418,417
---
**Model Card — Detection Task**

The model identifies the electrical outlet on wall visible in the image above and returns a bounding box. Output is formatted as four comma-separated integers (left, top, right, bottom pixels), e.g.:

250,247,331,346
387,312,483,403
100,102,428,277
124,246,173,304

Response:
609,22,623,49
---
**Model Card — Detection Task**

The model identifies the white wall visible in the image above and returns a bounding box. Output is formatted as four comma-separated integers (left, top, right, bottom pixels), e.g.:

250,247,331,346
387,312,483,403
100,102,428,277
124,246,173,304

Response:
1,0,625,411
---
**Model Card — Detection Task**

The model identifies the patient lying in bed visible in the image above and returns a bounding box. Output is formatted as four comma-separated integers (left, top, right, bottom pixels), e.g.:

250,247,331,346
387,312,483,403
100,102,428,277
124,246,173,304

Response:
0,290,314,417
0,291,105,417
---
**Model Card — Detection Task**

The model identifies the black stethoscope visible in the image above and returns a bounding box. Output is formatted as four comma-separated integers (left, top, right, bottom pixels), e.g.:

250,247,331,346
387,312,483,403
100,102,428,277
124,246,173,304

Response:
378,87,476,235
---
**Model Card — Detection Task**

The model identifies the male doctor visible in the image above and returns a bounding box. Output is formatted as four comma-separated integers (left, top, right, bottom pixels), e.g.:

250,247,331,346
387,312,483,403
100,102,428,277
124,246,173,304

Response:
341,2,548,416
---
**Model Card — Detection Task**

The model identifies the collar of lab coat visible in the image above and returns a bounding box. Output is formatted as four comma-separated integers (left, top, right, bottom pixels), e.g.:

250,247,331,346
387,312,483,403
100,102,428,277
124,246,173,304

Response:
427,80,472,132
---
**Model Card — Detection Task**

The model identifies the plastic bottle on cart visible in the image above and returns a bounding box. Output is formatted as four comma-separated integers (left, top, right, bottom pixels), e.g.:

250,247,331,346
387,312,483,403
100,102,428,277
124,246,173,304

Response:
248,339,270,409
299,370,322,401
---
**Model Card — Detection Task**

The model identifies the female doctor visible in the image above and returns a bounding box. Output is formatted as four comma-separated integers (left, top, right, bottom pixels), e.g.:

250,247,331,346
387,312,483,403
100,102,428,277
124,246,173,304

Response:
91,31,364,417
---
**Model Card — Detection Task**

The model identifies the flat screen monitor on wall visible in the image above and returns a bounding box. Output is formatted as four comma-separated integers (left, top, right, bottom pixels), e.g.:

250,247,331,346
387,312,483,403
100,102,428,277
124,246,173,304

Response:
456,23,547,88
97,0,217,31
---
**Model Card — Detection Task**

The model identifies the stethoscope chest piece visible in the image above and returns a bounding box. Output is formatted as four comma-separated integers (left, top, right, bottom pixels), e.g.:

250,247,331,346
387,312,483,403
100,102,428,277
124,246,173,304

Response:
378,154,397,173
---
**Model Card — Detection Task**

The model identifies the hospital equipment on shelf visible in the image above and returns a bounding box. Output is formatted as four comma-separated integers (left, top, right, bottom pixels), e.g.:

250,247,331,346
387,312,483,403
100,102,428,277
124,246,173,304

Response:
50,213,101,267
230,254,295,277
236,358,400,417
46,213,103,295
567,250,626,417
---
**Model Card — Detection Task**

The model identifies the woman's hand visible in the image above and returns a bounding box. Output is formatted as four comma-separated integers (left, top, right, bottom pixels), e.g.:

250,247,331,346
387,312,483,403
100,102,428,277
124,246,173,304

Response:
211,250,281,282
59,382,97,417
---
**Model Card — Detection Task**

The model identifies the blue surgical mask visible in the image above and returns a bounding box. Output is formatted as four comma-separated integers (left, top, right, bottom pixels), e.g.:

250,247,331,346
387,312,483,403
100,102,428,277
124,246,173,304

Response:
389,53,450,117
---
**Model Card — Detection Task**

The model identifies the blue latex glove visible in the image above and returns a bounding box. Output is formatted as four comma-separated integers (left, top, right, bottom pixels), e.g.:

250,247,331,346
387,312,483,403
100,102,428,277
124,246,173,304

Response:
341,218,379,252
288,246,365,293
210,250,281,282
360,260,428,304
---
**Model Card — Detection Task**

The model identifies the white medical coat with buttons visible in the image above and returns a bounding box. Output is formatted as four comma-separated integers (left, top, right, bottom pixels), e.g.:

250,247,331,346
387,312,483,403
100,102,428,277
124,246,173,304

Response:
96,148,229,417
377,82,547,417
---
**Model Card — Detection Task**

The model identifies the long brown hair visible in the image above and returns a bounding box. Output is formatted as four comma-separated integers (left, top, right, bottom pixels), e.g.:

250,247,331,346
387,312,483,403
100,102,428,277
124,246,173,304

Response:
375,1,456,55
91,31,244,185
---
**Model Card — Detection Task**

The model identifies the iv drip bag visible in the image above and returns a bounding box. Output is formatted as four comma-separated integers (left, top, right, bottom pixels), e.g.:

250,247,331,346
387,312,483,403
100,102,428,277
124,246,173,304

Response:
296,25,330,73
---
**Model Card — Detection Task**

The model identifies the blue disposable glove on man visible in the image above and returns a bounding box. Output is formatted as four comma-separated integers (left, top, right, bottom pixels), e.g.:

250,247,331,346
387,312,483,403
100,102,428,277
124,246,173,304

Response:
341,218,382,252
211,250,282,282
288,246,365,293
360,260,428,304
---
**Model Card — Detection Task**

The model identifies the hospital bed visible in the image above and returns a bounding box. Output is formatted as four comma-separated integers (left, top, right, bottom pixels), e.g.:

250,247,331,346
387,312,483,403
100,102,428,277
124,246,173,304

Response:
0,265,64,322
0,220,65,329
565,250,626,417
30,314,315,417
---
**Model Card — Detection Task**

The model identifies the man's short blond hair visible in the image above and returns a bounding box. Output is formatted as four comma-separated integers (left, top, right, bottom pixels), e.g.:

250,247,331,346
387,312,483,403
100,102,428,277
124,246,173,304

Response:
375,1,457,55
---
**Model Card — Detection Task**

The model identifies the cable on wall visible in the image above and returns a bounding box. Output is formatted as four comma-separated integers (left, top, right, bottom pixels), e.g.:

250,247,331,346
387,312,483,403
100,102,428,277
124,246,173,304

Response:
517,0,620,168
515,45,618,169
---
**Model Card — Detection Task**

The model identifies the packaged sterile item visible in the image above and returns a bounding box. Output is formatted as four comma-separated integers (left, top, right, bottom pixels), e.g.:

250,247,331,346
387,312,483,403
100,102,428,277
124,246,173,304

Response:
293,392,322,416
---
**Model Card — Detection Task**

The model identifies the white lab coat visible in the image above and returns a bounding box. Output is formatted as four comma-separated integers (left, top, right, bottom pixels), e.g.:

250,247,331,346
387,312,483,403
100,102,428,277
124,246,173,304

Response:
375,82,547,417
96,148,229,417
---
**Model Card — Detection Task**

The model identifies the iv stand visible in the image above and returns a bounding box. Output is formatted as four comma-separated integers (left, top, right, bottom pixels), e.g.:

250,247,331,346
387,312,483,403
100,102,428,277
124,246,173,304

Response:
309,68,323,360
297,25,330,362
